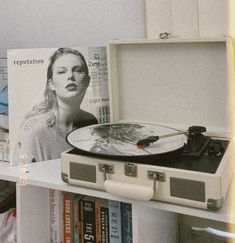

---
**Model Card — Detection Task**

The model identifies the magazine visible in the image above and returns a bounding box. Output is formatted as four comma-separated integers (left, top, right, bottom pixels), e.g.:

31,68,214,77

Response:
7,47,109,165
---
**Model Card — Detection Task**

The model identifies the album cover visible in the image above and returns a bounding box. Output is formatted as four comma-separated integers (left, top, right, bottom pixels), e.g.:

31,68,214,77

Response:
7,47,109,165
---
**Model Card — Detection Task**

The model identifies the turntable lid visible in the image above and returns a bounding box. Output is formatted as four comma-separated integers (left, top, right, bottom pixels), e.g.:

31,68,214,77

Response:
108,38,231,134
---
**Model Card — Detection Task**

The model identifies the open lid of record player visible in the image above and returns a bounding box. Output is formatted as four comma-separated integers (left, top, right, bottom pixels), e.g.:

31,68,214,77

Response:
107,38,232,136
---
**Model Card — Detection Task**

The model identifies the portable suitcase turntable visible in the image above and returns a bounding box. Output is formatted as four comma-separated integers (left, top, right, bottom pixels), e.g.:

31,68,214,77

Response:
61,38,234,210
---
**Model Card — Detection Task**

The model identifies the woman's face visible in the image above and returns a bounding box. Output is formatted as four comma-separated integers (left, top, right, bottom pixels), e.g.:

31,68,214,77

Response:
49,53,90,103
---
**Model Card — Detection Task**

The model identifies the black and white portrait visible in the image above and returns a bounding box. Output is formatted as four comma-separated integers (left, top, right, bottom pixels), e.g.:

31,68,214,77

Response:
8,47,109,165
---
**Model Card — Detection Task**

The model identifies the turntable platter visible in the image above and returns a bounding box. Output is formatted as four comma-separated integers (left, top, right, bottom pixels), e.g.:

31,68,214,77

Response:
67,123,187,159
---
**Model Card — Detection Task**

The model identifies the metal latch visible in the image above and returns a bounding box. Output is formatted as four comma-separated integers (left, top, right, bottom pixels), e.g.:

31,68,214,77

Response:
125,163,137,177
98,163,114,181
147,170,166,182
148,170,166,195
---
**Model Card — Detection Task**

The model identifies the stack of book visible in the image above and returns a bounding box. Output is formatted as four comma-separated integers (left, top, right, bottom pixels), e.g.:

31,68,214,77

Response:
50,190,132,243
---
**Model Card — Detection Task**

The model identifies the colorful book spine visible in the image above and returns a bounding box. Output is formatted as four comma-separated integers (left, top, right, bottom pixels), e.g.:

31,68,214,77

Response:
100,205,109,243
121,203,133,243
79,199,84,243
60,194,133,243
95,200,102,243
73,194,84,243
108,200,121,243
82,197,96,243
64,192,73,243
50,189,63,243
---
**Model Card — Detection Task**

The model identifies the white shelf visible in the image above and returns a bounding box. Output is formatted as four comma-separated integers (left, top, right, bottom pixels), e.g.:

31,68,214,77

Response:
0,160,177,243
0,159,234,224
108,37,228,45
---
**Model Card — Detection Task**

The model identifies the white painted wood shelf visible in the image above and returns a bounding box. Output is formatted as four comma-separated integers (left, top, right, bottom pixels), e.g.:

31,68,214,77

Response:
1,159,234,223
0,159,234,243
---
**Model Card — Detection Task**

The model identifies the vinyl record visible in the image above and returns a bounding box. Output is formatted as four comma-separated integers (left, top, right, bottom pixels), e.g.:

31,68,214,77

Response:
66,123,187,160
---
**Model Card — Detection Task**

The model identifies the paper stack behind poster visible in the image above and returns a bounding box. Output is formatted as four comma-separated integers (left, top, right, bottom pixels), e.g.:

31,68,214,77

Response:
0,58,9,162
7,47,110,165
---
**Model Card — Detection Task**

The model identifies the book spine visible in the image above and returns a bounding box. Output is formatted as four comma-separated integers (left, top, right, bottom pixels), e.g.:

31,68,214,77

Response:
82,198,96,243
100,206,109,243
95,200,101,243
79,199,84,243
73,194,85,243
64,193,73,243
73,196,80,243
108,200,121,243
121,203,133,243
50,189,63,243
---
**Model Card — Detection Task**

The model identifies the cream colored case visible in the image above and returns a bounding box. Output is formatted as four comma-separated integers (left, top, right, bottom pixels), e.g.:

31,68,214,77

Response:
61,38,234,210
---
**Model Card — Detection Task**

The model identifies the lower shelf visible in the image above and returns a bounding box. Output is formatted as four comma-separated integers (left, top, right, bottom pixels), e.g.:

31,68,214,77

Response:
16,184,177,243
0,159,235,243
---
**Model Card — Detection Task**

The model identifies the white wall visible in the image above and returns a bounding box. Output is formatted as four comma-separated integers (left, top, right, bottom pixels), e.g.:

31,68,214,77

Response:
0,0,145,57
229,0,235,37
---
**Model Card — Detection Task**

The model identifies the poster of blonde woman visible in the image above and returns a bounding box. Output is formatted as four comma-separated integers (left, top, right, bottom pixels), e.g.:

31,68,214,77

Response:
8,47,109,165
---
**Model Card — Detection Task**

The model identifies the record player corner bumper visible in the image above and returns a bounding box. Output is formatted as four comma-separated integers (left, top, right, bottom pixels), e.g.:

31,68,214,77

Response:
61,172,68,183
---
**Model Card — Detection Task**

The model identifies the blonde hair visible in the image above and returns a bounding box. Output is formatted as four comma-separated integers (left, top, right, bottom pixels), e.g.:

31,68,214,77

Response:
25,47,89,126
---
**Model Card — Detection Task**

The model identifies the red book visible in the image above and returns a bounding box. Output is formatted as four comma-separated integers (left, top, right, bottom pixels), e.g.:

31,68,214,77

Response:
63,193,73,243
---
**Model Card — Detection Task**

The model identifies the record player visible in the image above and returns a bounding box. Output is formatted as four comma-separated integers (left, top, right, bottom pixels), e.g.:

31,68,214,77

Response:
61,38,234,210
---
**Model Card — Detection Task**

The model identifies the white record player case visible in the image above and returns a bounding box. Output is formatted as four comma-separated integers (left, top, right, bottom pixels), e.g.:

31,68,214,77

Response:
61,38,234,210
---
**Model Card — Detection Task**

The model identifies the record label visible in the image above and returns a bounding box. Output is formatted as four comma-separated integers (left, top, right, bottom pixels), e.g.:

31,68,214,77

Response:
67,123,187,159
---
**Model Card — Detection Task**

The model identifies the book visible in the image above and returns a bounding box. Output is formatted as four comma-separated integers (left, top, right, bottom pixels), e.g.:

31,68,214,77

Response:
50,189,63,243
121,203,132,243
95,199,102,243
80,196,96,243
96,198,110,243
108,200,122,243
79,198,84,243
63,192,74,243
100,203,109,243
79,196,110,243
73,194,85,243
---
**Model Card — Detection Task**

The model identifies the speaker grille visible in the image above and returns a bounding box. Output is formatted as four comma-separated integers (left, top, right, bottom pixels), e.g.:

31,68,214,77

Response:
170,177,205,202
70,162,96,183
